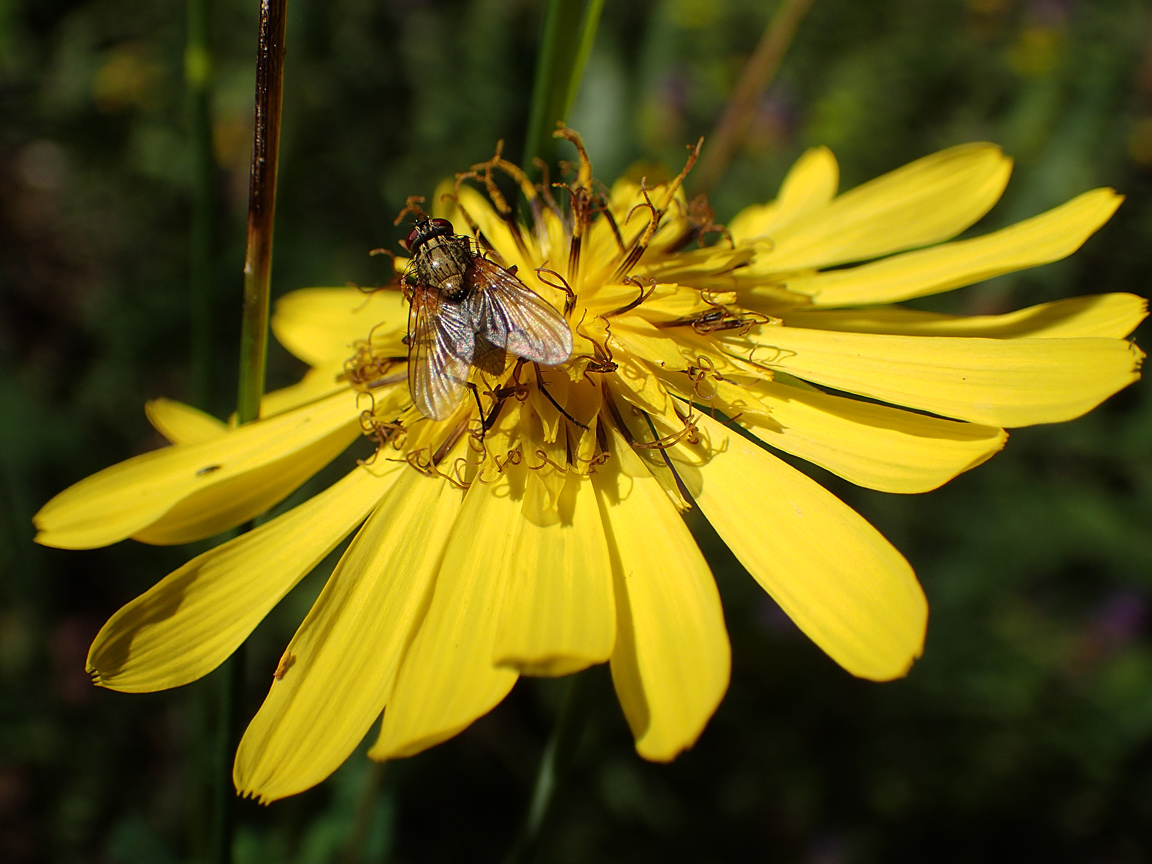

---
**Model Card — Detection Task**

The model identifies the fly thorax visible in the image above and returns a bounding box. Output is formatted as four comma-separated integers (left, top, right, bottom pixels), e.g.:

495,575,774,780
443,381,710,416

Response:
420,236,473,301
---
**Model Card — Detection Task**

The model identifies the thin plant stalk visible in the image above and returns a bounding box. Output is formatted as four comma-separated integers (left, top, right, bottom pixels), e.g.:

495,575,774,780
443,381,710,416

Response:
692,0,815,194
213,3,289,862
187,0,215,410
340,761,389,864
210,649,246,864
237,0,289,425
184,0,218,856
503,671,595,864
522,0,605,172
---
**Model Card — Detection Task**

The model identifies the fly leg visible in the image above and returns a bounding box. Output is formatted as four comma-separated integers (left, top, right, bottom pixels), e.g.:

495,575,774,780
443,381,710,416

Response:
466,382,488,440
533,362,589,430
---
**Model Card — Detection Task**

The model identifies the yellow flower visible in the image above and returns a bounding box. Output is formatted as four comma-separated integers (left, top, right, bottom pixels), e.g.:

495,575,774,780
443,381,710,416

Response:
34,130,1145,802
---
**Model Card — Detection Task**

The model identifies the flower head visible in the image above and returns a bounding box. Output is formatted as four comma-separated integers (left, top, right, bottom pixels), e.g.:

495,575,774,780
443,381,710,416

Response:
35,129,1146,801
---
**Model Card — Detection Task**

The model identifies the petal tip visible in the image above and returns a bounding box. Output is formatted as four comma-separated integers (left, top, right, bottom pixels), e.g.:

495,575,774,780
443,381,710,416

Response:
235,785,274,806
636,740,689,764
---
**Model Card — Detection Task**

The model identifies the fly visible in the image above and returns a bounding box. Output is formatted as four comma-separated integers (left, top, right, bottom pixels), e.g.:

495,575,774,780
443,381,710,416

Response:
402,217,573,421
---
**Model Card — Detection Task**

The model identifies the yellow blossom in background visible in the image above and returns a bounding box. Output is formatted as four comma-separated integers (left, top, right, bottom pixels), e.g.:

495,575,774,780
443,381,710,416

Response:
34,130,1145,802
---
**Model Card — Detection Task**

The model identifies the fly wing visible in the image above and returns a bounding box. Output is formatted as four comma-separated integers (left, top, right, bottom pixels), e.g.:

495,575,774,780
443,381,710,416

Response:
465,257,573,366
408,285,475,420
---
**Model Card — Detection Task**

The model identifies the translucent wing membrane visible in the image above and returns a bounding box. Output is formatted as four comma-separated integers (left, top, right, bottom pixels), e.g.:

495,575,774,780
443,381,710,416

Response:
408,286,474,420
465,257,574,365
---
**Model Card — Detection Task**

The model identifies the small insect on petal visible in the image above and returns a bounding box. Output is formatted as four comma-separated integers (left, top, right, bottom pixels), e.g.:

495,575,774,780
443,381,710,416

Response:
273,649,296,681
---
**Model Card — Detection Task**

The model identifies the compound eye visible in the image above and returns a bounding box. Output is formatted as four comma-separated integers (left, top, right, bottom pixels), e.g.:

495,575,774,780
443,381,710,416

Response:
429,218,454,233
404,226,421,250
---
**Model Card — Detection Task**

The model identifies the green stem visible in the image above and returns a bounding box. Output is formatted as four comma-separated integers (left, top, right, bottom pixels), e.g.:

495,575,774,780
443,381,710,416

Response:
211,649,245,864
692,0,815,195
184,0,229,859
340,761,388,864
187,0,215,409
503,671,595,864
522,0,605,172
237,0,288,425
212,4,289,861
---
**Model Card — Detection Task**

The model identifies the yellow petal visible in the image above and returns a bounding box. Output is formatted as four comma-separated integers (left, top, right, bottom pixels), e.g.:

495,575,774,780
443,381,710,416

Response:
441,185,539,279
745,380,1006,493
87,464,395,693
760,143,1011,271
640,246,756,288
624,285,732,324
729,146,839,241
439,184,574,309
235,466,460,802
605,354,684,435
790,189,1122,305
272,287,408,366
611,316,689,369
745,325,1144,427
494,471,615,676
653,365,772,421
781,293,1148,340
146,399,227,444
258,361,354,418
528,363,568,443
597,427,730,761
35,391,361,549
605,388,690,511
672,414,927,680
370,470,520,760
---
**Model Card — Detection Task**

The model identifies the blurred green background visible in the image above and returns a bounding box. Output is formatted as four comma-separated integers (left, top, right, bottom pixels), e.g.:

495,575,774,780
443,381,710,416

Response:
3,0,1152,861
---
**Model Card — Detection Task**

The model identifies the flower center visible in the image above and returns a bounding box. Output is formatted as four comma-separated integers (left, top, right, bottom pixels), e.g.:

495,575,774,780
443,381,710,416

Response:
345,127,752,492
